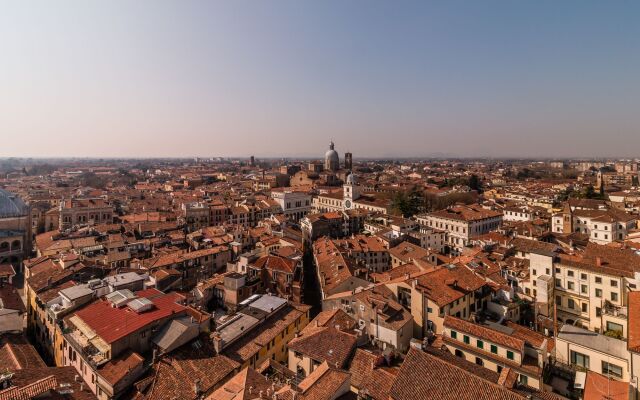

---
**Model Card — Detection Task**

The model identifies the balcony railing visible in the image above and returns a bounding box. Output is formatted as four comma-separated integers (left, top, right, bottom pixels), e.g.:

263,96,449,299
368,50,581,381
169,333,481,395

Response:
603,303,627,318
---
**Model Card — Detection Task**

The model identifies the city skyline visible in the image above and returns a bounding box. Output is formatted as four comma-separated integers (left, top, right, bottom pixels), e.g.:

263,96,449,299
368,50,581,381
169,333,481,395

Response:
2,1,640,158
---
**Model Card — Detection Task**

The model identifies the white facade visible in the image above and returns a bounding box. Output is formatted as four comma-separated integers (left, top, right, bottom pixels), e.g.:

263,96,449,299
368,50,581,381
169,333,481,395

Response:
270,190,312,221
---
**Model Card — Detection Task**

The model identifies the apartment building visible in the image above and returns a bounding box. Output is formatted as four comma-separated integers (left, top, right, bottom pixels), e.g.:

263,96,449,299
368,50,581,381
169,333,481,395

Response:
551,208,636,244
287,309,357,377
552,245,639,338
247,254,303,302
62,288,190,398
213,294,310,369
181,201,210,230
442,316,547,389
270,188,312,222
322,285,414,352
59,198,114,230
556,324,631,382
384,264,490,338
417,204,502,254
503,206,535,222
332,235,390,273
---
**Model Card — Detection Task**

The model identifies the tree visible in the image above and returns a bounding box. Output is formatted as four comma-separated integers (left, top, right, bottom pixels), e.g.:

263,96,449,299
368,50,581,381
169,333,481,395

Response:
468,174,482,192
583,185,604,200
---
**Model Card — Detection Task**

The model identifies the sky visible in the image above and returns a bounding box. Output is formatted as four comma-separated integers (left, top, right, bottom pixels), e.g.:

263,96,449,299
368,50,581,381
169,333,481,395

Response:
1,0,640,159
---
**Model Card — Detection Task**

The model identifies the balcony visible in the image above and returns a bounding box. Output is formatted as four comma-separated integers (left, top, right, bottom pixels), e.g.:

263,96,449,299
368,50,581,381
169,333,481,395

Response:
603,302,627,318
64,330,109,368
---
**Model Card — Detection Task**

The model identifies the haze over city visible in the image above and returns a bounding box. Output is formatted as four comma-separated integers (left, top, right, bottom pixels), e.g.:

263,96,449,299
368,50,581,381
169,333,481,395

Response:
2,0,640,158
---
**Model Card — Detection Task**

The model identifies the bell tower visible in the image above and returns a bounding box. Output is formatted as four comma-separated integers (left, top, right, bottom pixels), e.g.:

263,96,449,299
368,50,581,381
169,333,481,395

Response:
343,172,360,209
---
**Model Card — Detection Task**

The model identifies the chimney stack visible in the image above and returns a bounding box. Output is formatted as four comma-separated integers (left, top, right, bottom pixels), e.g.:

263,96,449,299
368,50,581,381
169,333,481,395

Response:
193,379,201,396
595,257,602,267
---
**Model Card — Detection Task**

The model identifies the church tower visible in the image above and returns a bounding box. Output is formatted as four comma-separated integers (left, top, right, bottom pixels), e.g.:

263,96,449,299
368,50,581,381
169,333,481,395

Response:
343,172,360,209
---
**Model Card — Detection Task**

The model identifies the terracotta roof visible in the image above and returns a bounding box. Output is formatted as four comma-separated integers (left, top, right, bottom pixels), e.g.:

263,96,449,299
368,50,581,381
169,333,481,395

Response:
389,348,525,400
348,349,397,400
98,350,144,386
416,265,487,307
444,316,525,354
428,205,502,222
73,289,187,344
296,361,351,400
583,371,629,400
0,284,25,313
288,326,357,368
0,335,47,370
253,255,297,274
205,367,273,400
144,348,239,400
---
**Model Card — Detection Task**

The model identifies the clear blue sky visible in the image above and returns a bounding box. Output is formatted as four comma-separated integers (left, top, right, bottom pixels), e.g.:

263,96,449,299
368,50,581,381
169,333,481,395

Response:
1,0,639,158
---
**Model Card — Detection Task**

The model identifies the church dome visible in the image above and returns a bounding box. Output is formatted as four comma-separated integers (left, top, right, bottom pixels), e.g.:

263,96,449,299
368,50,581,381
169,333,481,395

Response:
0,189,28,219
325,142,339,164
324,141,339,171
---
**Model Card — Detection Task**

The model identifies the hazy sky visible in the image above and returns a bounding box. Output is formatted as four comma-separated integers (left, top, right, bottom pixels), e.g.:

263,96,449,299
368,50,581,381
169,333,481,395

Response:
1,1,639,159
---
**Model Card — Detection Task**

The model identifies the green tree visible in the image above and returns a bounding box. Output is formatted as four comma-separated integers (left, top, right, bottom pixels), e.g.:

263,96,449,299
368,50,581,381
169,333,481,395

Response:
468,174,482,192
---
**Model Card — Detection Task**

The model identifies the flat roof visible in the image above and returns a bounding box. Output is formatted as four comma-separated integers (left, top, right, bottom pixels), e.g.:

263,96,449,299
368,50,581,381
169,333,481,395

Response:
60,285,94,301
247,294,287,313
217,313,260,347
558,324,628,360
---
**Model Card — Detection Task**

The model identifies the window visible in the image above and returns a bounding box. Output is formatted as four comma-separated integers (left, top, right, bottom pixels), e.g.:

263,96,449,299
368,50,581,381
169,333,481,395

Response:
568,299,575,309
596,307,602,317
580,273,587,280
519,374,528,386
497,365,503,373
507,351,514,360
611,280,618,287
595,277,602,284
595,289,602,298
555,279,562,287
568,270,574,277
477,340,484,349
476,357,484,366
451,330,457,339
567,281,575,290
556,296,562,306
463,335,470,345
555,267,561,274
607,321,623,334
581,284,588,294
455,349,464,358
571,351,590,369
581,303,588,313
491,345,498,354
611,292,619,302
602,361,623,378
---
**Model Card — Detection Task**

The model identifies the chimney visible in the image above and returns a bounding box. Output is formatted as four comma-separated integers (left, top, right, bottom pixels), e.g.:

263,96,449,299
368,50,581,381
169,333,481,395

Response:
595,257,602,267
194,379,201,396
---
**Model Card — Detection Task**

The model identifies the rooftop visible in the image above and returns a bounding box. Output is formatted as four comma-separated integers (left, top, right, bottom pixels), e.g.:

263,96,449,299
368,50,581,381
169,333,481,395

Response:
0,189,29,219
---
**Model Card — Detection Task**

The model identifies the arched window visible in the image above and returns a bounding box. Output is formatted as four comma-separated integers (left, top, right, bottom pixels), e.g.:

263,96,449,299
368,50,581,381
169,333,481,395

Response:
11,240,21,250
0,242,9,253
